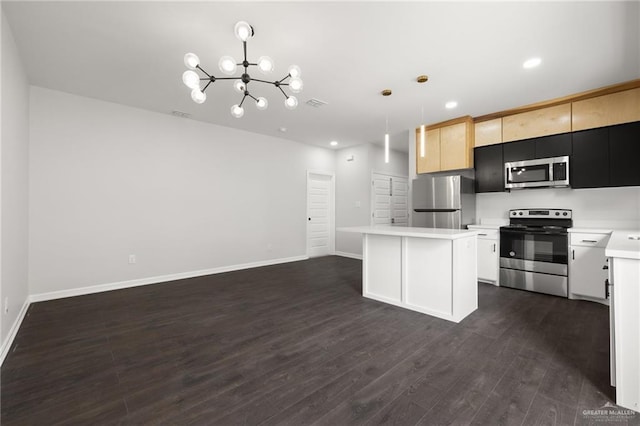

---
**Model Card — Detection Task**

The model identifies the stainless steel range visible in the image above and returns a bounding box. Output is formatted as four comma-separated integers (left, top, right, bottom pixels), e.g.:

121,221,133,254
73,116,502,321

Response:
499,208,572,297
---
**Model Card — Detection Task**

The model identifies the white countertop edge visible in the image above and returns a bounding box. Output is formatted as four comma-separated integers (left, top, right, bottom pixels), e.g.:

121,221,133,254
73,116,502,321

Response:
605,230,640,260
568,228,613,234
467,224,501,230
337,226,478,240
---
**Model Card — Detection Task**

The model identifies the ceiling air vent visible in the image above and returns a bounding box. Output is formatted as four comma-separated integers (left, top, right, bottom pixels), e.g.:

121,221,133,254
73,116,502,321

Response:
172,110,191,118
305,98,328,108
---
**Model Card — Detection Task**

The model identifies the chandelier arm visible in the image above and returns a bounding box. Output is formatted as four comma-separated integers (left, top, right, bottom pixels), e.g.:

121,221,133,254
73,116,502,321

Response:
238,93,248,107
246,92,259,102
243,41,248,67
202,81,213,92
195,65,211,78
277,85,289,98
251,78,279,85
214,77,243,81
278,74,291,84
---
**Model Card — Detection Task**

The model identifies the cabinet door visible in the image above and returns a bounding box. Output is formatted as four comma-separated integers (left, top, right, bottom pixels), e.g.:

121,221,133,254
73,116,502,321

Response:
477,239,498,282
503,139,536,163
423,128,441,173
570,246,607,299
474,144,504,193
474,118,502,147
571,128,610,188
535,133,572,158
609,121,640,187
440,122,469,170
572,88,640,131
502,103,571,142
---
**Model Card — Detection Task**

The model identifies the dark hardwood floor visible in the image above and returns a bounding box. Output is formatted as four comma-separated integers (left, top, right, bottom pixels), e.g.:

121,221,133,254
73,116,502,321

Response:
1,256,637,425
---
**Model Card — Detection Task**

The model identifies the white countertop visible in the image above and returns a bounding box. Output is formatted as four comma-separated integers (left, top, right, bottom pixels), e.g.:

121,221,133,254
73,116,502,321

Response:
467,224,501,230
338,226,478,240
569,228,613,234
605,230,640,260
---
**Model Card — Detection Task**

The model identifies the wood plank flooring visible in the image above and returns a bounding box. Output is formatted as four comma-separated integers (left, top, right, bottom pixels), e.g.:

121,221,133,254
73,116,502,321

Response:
1,256,637,425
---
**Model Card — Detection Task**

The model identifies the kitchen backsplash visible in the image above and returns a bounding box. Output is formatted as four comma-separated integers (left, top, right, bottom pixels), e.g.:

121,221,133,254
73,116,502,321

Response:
476,186,640,229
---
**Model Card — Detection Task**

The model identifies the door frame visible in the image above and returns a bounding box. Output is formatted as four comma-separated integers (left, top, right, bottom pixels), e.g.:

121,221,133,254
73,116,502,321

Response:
306,170,336,257
370,171,409,226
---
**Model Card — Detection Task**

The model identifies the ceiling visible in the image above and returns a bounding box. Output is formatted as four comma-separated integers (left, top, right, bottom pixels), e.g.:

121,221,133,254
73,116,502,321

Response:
3,1,639,154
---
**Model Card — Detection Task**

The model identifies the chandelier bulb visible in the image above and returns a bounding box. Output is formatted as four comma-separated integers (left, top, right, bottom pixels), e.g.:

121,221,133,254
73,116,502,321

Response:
288,65,301,78
219,56,237,75
284,96,298,110
256,97,268,110
182,70,200,90
230,104,245,118
289,77,303,93
234,21,254,42
234,80,246,93
257,56,274,74
191,89,206,104
184,53,200,70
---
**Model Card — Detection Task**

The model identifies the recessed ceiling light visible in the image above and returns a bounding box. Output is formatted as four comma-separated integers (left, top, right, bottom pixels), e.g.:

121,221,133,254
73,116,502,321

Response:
279,127,287,133
330,141,339,146
523,57,542,69
445,101,458,109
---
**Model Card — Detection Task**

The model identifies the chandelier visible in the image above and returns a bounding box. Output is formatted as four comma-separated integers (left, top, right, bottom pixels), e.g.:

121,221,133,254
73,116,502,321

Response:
182,21,303,118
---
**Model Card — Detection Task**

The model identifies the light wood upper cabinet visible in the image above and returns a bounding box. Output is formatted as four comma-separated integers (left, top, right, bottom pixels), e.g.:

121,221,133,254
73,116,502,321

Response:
416,128,440,173
441,122,471,170
502,103,572,142
572,88,640,131
474,118,502,147
415,116,473,174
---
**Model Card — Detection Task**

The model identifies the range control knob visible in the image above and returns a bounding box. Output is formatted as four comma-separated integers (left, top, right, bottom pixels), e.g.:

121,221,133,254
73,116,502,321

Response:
555,212,560,216
512,211,517,216
519,211,523,216
563,212,568,216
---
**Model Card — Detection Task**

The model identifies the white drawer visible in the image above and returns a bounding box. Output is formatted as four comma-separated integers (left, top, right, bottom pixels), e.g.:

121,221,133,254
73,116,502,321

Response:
474,229,499,240
570,232,611,248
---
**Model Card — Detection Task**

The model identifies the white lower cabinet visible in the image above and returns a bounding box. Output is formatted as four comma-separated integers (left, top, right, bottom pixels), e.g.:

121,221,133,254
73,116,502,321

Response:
468,226,499,285
569,231,611,302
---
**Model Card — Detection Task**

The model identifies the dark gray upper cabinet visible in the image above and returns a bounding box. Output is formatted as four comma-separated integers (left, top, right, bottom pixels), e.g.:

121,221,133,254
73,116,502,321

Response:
534,133,572,158
571,128,610,188
503,139,535,163
474,144,504,193
609,121,640,187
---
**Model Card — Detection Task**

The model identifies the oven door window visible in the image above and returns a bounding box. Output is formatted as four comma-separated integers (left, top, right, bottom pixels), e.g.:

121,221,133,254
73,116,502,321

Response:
500,230,568,264
507,164,550,184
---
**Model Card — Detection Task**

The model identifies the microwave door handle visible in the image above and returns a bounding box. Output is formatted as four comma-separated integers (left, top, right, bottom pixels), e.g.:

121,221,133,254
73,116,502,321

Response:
549,162,554,181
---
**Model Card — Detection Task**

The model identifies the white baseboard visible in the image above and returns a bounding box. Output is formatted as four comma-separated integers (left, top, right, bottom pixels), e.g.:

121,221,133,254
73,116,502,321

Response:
0,297,31,365
30,255,309,303
335,251,363,260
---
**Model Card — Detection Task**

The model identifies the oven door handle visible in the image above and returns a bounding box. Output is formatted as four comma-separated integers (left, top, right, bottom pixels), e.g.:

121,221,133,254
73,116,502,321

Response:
500,229,567,236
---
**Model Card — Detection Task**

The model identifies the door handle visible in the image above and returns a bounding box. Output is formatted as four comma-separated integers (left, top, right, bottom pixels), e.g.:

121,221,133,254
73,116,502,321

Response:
572,249,575,260
492,243,496,252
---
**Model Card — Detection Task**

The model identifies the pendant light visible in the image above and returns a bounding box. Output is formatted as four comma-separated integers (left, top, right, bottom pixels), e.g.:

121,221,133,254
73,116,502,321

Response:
385,116,390,164
420,106,425,158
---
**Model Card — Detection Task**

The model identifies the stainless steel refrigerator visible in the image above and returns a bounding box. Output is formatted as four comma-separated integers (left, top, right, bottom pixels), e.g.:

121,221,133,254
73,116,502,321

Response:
412,175,476,229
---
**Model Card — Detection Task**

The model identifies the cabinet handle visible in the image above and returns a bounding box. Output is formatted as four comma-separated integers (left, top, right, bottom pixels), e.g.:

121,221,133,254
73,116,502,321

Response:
605,279,610,299
572,249,575,260
581,239,598,243
478,233,488,236
492,243,496,252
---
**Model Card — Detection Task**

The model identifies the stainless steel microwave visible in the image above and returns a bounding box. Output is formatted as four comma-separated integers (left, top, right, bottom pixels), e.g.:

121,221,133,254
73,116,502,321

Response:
505,156,569,189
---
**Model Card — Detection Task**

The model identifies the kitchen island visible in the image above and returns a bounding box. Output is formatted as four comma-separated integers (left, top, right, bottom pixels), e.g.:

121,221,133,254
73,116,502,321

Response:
339,226,478,323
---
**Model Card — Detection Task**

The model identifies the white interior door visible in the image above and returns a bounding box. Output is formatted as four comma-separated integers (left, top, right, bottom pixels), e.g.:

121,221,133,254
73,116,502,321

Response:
307,172,334,257
372,173,408,226
391,177,408,226
372,174,391,225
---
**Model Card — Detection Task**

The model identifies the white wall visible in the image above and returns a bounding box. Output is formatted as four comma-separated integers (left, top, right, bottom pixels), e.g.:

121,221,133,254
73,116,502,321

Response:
477,186,640,229
335,143,408,256
29,87,335,295
1,13,30,348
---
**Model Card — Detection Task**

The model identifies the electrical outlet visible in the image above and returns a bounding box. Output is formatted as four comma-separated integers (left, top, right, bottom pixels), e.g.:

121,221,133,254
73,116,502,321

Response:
4,297,8,314
129,255,136,264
